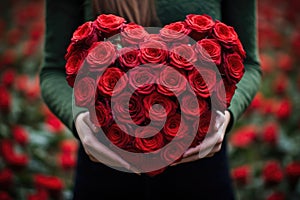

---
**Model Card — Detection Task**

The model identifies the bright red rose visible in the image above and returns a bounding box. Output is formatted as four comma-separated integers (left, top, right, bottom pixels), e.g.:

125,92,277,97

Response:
121,22,149,45
0,85,11,113
12,126,28,145
275,99,292,120
159,21,191,43
1,69,15,87
0,139,28,168
181,93,209,118
71,21,98,46
161,141,185,164
139,40,168,66
262,122,279,145
104,123,132,149
263,161,284,185
98,67,128,97
34,174,64,192
157,66,187,96
95,14,125,38
231,165,251,186
134,126,165,152
230,125,257,148
223,53,245,84
143,91,178,122
128,66,156,95
169,44,197,71
195,39,222,65
118,47,141,69
90,99,113,127
188,67,216,98
185,14,214,40
213,21,238,48
58,153,76,170
266,192,285,200
74,76,96,107
60,140,78,154
45,113,64,133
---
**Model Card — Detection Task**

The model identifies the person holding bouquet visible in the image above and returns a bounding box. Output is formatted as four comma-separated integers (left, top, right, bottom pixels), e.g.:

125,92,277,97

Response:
40,0,261,199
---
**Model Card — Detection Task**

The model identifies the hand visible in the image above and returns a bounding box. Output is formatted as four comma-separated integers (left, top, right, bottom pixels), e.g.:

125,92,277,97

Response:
171,110,231,166
75,112,140,174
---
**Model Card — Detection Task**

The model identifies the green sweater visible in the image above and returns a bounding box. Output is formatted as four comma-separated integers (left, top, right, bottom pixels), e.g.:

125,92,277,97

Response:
40,0,261,137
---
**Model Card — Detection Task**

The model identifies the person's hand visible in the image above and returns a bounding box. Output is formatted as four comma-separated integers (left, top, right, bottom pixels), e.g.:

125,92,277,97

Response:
171,110,231,166
75,112,140,174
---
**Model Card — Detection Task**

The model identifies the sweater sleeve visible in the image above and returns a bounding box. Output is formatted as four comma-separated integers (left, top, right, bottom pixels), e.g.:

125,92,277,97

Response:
40,0,86,138
221,0,262,132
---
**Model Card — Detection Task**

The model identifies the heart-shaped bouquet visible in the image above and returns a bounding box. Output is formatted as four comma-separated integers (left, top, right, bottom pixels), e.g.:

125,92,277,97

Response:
65,14,245,175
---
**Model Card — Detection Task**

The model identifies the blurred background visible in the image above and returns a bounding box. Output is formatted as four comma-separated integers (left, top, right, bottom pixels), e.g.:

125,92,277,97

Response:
0,0,299,199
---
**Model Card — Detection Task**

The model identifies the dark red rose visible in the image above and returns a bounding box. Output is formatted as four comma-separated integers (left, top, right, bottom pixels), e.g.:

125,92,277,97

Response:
27,190,48,200
139,40,168,66
181,93,209,117
231,165,251,186
128,66,156,95
0,85,11,113
262,122,278,145
90,99,113,127
185,14,214,40
191,110,212,146
86,41,117,72
188,67,216,98
98,67,128,97
169,44,197,71
104,123,132,149
95,14,125,38
163,113,181,141
286,161,300,187
161,141,185,164
0,191,12,200
230,125,257,148
121,22,149,45
212,21,238,48
134,126,165,152
12,126,28,145
195,39,222,65
112,91,146,125
34,174,64,192
266,192,285,200
273,74,288,95
0,168,13,189
1,69,15,87
71,21,98,46
223,53,245,84
159,21,191,43
275,99,292,120
143,91,178,121
74,76,96,107
118,47,141,69
263,161,283,185
157,66,187,96
0,139,28,168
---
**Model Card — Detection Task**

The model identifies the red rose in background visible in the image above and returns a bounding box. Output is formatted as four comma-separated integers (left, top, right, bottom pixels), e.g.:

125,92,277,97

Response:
185,14,214,40
139,40,168,66
188,67,216,98
230,125,257,148
95,14,125,38
263,161,284,185
262,122,279,145
0,85,11,113
266,192,285,200
45,113,64,133
0,192,12,200
74,76,96,107
0,139,28,168
169,44,197,71
27,189,48,200
213,21,238,48
277,52,293,72
118,47,141,69
1,69,15,87
134,126,165,152
121,22,149,45
12,126,28,145
285,161,300,188
232,165,251,186
71,21,98,46
195,39,222,65
223,53,245,84
98,67,128,97
160,21,191,43
273,74,288,95
275,99,292,120
128,66,156,95
34,174,64,193
58,153,76,170
0,168,13,189
104,123,132,149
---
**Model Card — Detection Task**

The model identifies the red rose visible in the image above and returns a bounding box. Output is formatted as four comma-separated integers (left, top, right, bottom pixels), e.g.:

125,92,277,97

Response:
27,190,48,200
223,53,245,84
104,123,132,149
231,165,251,186
74,76,96,107
286,161,300,187
12,126,28,145
275,99,292,120
263,161,283,185
192,110,212,146
262,122,278,145
230,125,257,148
60,140,78,154
213,21,238,48
45,113,64,133
163,113,184,141
195,39,222,65
266,192,285,200
159,21,191,43
169,44,197,71
98,67,128,97
90,99,113,127
0,139,28,168
128,66,156,95
233,39,246,59
0,168,13,188
118,47,141,69
161,141,185,164
58,153,76,170
0,85,11,113
95,14,125,38
71,21,98,46
86,41,117,72
121,22,149,45
215,79,237,108
188,67,216,98
181,93,209,117
157,66,187,96
143,91,178,122
185,14,214,40
139,40,168,66
273,74,288,95
277,52,293,72
1,69,15,87
112,91,146,125
134,126,165,152
34,174,64,192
